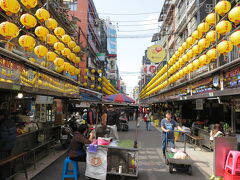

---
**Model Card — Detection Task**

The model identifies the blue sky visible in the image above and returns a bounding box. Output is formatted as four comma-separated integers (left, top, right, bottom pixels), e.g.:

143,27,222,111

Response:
94,0,164,94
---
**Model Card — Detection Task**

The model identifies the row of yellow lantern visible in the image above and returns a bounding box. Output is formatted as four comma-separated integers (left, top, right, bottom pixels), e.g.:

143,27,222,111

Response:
102,77,118,94
141,2,240,98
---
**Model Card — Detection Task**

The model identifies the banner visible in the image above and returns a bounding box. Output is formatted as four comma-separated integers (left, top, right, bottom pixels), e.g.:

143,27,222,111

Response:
143,65,157,75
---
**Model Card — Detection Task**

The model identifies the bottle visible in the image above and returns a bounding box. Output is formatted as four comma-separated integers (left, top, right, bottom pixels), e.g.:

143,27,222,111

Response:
118,165,122,174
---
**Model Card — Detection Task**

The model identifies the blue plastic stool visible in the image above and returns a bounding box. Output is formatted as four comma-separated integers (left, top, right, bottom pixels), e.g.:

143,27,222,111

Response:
62,157,79,180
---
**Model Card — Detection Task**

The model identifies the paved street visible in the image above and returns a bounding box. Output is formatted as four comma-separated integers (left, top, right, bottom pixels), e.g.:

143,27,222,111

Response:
32,120,209,180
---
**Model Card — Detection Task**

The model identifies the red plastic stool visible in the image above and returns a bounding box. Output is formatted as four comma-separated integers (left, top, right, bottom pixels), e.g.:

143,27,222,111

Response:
224,170,240,180
225,151,240,176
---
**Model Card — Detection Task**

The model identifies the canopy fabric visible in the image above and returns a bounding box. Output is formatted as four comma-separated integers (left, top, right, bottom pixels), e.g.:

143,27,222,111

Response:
103,93,135,103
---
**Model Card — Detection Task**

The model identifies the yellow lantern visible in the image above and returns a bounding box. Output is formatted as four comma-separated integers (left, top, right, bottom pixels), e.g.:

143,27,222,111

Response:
186,49,194,60
178,69,184,78
0,0,20,15
35,26,49,39
197,22,210,33
182,42,189,51
205,13,219,26
67,53,76,62
228,7,240,24
175,61,180,69
83,83,88,87
91,77,95,81
217,40,233,54
85,69,89,73
198,38,210,50
29,58,36,63
75,69,80,75
206,48,218,61
54,27,65,37
192,30,202,40
229,30,240,46
21,0,37,9
206,30,220,43
186,36,196,46
175,51,181,58
54,58,64,67
97,86,101,90
20,13,37,29
91,69,96,73
54,42,65,51
216,20,232,35
68,41,76,49
192,45,202,56
90,85,95,89
215,0,231,16
193,59,201,69
41,61,49,67
178,46,184,54
18,35,36,51
45,18,58,30
68,65,76,75
62,62,70,71
46,34,58,46
182,54,189,63
73,45,81,53
46,51,57,62
98,78,102,82
199,54,211,66
61,48,71,56
62,35,71,43
178,58,185,66
35,8,50,22
74,57,81,63
187,63,194,73
84,76,88,79
55,66,64,73
182,67,189,75
0,21,19,39
34,45,48,57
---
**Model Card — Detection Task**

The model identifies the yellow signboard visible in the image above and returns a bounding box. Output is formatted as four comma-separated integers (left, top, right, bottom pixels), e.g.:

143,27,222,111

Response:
147,45,166,63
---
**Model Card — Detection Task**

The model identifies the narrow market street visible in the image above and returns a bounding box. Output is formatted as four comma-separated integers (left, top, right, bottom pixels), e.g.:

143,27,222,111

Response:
32,120,208,180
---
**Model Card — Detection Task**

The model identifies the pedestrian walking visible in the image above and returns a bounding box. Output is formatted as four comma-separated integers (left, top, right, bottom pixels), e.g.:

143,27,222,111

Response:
144,109,152,131
161,110,184,157
106,105,119,140
87,104,97,127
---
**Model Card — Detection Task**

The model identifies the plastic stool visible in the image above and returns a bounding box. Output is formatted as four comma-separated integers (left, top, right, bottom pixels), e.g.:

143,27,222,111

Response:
225,151,240,175
224,169,240,180
62,157,79,180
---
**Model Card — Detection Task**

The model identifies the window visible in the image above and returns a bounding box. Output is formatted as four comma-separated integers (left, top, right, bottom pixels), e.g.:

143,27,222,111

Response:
63,0,78,11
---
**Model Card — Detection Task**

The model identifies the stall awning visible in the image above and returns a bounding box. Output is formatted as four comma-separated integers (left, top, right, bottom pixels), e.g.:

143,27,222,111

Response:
79,87,102,102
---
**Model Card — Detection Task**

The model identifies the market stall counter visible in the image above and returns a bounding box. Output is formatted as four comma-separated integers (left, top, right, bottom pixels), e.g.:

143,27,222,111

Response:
85,139,139,179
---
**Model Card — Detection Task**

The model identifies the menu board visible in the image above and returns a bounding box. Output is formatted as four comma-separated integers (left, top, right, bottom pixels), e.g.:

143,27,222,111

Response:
224,66,240,88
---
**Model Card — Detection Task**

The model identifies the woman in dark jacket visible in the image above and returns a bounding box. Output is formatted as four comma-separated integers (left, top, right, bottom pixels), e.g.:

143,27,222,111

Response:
68,124,95,162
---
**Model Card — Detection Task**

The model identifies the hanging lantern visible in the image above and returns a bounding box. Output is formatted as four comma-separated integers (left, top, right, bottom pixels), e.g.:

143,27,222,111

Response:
198,38,210,50
206,48,218,61
85,69,89,73
35,8,50,22
178,69,184,78
46,51,57,62
98,77,102,82
84,76,88,79
197,22,210,33
178,46,184,54
35,26,49,40
62,35,71,43
199,54,211,66
54,58,64,67
186,36,196,46
74,57,81,63
228,7,240,24
182,66,189,75
34,45,48,57
0,0,20,15
54,42,65,51
68,65,76,76
55,66,64,73
45,18,58,30
67,52,76,62
206,30,220,43
21,0,37,9
75,69,80,75
97,69,102,73
20,13,37,29
97,86,101,90
192,45,202,56
215,0,231,16
217,40,233,54
29,58,36,63
182,42,189,51
68,41,76,49
186,49,194,60
83,83,88,87
0,22,19,39
192,59,201,70
61,48,71,56
178,58,184,66
187,63,194,73
182,54,189,63
62,62,70,71
91,77,95,81
216,20,232,35
192,30,202,40
46,34,58,46
18,35,36,51
91,69,96,73
73,45,81,53
175,61,180,69
229,30,240,46
175,51,181,58
40,61,49,67
54,27,65,37
90,84,95,89
205,13,219,26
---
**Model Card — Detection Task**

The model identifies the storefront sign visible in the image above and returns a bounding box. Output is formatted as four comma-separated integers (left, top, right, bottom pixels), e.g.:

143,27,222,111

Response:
224,66,240,89
36,95,54,104
143,65,157,75
192,77,218,95
147,45,166,63
96,53,105,61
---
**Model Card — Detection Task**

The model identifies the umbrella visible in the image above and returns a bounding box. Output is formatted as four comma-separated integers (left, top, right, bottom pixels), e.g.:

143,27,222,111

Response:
103,93,135,103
